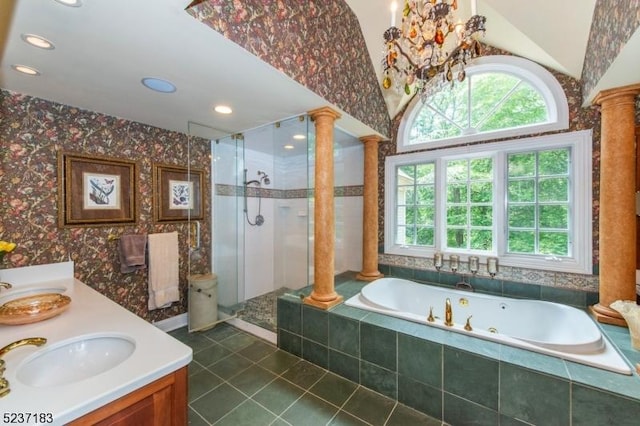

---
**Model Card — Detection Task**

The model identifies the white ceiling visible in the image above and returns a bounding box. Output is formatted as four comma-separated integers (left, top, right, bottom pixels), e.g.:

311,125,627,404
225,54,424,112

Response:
0,0,637,142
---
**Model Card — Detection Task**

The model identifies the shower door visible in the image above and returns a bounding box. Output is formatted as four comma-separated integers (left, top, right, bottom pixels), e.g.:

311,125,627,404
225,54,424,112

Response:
212,134,246,316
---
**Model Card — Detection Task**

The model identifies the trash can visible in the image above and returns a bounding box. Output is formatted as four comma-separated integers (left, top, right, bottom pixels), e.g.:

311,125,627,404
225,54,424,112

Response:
188,273,218,332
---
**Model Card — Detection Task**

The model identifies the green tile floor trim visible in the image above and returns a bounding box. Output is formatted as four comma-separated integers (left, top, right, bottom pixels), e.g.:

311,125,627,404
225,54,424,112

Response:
277,278,640,425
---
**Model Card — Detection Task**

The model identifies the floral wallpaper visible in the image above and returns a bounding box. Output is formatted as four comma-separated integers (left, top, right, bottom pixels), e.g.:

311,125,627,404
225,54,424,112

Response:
378,46,602,284
581,0,640,103
0,90,211,323
186,0,391,138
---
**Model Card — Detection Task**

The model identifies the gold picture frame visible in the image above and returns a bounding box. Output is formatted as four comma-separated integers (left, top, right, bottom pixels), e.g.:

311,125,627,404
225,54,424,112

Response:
58,152,138,227
153,163,204,222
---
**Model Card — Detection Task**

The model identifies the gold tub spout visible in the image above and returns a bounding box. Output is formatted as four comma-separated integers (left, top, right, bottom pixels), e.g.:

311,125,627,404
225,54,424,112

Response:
444,298,453,326
0,337,47,358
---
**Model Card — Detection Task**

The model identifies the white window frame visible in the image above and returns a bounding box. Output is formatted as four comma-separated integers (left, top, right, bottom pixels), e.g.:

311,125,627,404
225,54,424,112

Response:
384,130,593,274
397,55,570,153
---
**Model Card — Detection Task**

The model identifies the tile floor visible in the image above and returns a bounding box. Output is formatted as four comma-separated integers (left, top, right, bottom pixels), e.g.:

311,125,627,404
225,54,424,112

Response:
169,323,442,425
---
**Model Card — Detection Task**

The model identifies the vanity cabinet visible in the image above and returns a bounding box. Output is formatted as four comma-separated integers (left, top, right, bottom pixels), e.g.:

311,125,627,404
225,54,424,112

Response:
68,367,187,426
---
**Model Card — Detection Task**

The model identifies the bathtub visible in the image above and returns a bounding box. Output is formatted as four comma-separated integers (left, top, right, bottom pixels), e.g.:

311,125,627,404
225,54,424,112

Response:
345,277,632,375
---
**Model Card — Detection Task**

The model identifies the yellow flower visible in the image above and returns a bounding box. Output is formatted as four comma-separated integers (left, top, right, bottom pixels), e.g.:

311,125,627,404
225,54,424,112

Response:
0,241,16,259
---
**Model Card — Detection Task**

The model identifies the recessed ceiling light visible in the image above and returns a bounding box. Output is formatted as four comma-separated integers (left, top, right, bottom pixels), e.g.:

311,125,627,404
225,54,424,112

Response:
54,0,82,6
21,34,55,50
12,65,40,76
214,105,233,114
141,77,176,93
284,144,295,150
293,134,306,140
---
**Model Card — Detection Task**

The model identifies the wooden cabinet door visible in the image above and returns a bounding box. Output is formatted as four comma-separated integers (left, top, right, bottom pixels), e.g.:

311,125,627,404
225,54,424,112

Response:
68,367,187,426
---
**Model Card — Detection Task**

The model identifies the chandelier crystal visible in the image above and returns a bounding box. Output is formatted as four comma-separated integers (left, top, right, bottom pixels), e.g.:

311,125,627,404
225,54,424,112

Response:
382,0,486,98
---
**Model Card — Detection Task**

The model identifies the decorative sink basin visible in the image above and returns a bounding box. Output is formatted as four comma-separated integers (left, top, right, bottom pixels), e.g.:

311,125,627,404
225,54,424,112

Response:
17,334,136,388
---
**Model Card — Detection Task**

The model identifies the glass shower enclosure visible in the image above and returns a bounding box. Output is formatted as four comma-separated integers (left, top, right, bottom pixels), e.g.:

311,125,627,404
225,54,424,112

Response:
212,115,312,332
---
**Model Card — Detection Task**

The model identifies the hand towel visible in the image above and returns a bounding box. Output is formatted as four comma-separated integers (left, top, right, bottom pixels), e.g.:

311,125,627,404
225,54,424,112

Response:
118,234,147,273
147,232,180,310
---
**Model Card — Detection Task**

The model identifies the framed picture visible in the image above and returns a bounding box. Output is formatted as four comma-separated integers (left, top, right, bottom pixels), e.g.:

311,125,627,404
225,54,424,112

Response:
58,152,138,227
153,164,203,222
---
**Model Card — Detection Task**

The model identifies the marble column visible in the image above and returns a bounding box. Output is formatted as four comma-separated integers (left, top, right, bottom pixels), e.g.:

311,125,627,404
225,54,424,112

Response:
591,84,640,326
357,135,384,281
304,106,343,310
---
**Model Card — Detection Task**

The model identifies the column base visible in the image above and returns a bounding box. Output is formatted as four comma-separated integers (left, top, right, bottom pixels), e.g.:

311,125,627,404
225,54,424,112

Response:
356,271,384,282
589,304,628,327
303,294,344,310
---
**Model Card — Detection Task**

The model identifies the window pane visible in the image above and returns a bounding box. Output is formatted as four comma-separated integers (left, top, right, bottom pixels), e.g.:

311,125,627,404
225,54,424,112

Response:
447,206,467,226
398,186,414,204
509,205,535,228
470,206,492,226
447,159,468,181
508,153,535,177
470,158,493,180
395,225,407,244
508,180,535,202
539,205,568,229
479,82,547,132
508,230,535,253
428,80,468,128
539,149,569,175
447,184,467,203
417,207,435,226
404,207,416,224
470,73,519,129
417,227,434,245
409,107,462,143
539,232,568,256
470,182,492,202
416,164,435,183
417,186,435,204
470,230,493,250
398,165,415,179
538,178,568,202
447,228,467,248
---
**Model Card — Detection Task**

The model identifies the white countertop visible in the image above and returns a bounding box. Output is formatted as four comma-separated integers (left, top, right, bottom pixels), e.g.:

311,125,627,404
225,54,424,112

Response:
0,262,192,425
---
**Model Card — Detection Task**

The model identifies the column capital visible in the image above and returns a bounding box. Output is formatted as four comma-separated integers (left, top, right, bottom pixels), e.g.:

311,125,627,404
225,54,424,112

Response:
593,83,640,106
308,106,341,121
359,134,386,145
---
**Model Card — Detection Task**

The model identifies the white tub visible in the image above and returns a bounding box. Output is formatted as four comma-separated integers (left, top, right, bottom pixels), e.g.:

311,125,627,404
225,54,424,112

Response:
345,277,632,375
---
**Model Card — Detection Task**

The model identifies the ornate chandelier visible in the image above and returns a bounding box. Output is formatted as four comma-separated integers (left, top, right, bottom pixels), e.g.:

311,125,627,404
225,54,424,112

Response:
382,0,486,97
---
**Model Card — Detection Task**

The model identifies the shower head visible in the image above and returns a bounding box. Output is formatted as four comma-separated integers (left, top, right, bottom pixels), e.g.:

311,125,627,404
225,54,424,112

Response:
258,171,270,186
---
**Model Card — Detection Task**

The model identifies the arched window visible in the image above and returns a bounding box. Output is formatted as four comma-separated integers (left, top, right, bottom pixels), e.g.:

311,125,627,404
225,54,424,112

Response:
397,56,569,152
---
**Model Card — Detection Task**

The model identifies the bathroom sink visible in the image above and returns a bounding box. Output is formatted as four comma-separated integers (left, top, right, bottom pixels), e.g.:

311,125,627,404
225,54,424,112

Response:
16,334,136,388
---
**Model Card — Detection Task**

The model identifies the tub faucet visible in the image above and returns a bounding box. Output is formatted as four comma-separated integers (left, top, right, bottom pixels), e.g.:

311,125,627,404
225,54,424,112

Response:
444,298,453,327
0,282,12,291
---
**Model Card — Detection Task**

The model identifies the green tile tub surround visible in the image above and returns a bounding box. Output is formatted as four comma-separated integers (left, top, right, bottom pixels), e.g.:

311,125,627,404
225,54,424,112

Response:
277,278,640,424
302,304,329,345
359,322,397,370
500,363,570,426
443,346,499,410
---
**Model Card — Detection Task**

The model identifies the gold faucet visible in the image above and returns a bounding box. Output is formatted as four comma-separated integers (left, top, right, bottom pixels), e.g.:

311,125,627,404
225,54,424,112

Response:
0,337,47,398
444,298,453,326
0,337,47,358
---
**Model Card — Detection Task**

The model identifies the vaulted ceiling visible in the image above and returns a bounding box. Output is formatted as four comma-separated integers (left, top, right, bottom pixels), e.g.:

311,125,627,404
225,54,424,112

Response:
0,0,637,140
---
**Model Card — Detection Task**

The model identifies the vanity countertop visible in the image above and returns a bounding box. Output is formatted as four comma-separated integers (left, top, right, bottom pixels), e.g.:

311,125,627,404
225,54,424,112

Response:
0,262,192,425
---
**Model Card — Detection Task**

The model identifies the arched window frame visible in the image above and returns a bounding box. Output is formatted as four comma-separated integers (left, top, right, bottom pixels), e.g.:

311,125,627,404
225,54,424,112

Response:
397,55,570,153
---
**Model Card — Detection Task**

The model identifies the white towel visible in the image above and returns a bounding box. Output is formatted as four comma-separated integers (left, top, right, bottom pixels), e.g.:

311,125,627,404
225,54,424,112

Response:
147,232,180,310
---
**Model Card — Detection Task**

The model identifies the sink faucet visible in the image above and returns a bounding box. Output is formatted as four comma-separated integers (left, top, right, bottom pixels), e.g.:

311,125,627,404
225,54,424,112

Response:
444,298,453,326
0,337,47,357
0,337,47,398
